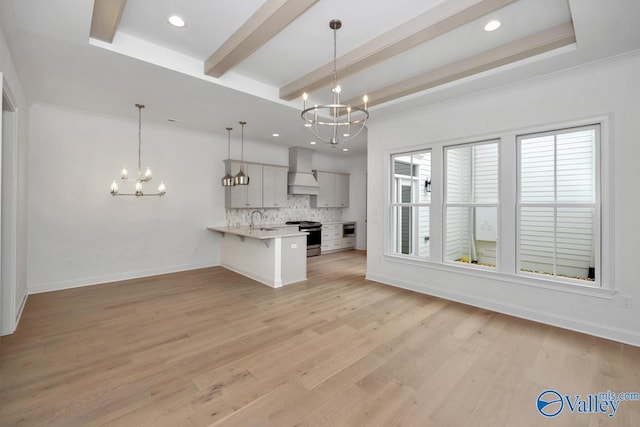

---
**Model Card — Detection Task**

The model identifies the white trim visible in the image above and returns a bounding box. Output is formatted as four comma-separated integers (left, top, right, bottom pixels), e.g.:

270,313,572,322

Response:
28,262,218,294
383,253,615,300
366,272,638,347
516,122,602,286
220,262,281,288
385,114,614,291
15,291,26,324
1,76,20,336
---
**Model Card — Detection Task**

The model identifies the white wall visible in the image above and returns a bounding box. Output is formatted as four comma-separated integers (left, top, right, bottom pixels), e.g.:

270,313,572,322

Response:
314,151,368,250
0,23,29,335
367,50,640,346
26,104,369,293
27,104,226,292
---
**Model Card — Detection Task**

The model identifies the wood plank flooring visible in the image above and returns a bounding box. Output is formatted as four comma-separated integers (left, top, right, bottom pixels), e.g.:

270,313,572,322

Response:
1,250,639,426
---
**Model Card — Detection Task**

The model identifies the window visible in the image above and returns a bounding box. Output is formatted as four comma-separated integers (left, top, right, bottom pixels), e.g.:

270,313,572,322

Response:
517,125,599,283
390,150,431,258
444,141,499,268
387,119,608,290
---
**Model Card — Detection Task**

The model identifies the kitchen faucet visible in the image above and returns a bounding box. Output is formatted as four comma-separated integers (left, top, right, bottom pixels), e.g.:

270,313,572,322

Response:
250,210,263,230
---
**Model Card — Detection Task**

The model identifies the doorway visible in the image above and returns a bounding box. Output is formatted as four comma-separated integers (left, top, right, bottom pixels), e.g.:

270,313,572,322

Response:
1,79,19,336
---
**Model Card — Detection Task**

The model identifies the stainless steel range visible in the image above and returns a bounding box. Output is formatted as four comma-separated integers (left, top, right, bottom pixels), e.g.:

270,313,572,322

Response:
286,221,322,257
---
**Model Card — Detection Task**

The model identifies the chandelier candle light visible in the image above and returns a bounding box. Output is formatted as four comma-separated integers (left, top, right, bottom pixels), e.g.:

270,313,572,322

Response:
301,19,369,146
110,104,167,197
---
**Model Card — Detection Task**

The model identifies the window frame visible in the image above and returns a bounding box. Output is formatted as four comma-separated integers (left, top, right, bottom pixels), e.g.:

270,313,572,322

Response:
443,139,500,270
389,150,432,259
384,115,613,294
516,124,602,286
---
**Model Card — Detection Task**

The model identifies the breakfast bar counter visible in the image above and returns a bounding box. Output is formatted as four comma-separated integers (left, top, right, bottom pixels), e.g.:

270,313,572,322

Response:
207,226,307,288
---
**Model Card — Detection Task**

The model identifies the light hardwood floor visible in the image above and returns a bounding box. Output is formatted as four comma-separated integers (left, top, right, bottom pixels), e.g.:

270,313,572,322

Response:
1,251,638,426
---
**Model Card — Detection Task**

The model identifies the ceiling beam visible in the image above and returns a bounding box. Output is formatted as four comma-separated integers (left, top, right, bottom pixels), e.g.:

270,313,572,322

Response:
90,0,127,43
343,21,576,109
279,0,518,101
205,0,319,78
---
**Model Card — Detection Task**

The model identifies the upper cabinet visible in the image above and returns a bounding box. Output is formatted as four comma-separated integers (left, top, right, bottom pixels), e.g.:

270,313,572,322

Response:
225,160,288,209
334,173,350,208
263,165,288,208
311,170,350,208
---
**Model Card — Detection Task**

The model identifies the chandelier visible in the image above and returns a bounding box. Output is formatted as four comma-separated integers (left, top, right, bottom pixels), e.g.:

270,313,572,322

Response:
301,19,369,146
110,104,166,197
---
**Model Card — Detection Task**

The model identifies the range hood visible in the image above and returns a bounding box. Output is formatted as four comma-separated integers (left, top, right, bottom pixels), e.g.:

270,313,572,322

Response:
288,147,319,195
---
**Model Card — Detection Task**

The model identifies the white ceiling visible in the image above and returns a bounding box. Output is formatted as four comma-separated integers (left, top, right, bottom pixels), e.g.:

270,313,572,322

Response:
1,0,639,156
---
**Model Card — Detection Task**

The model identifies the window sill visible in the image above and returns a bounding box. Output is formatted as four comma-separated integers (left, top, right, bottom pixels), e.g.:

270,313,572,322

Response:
383,254,616,300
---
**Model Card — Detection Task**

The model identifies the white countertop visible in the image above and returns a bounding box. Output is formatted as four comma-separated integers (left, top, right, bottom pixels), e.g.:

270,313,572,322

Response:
207,225,307,240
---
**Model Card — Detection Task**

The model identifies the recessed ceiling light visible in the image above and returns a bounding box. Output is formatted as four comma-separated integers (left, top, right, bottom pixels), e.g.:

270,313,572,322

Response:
342,148,349,152
168,15,186,28
484,20,501,32
272,133,279,137
310,141,317,145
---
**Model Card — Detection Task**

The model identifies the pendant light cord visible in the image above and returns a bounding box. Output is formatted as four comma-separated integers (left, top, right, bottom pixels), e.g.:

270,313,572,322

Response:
332,27,337,89
239,121,247,171
136,104,144,177
226,127,232,173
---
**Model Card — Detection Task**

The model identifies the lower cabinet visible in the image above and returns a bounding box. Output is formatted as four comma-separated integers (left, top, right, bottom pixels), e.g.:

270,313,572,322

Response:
341,236,356,249
321,223,356,254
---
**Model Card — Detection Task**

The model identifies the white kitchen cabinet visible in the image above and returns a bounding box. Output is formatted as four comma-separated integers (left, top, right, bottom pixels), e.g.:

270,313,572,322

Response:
263,165,288,208
341,236,356,249
334,173,350,208
321,223,343,254
226,161,263,208
311,171,334,208
311,171,350,208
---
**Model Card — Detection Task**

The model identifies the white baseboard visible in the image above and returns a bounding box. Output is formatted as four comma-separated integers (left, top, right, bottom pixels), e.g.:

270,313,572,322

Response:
28,262,219,294
220,263,280,288
366,272,640,348
16,290,27,324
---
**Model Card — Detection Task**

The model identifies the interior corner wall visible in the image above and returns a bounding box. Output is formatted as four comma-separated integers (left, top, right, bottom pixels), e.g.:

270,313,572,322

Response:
313,151,368,250
366,50,640,346
27,103,226,293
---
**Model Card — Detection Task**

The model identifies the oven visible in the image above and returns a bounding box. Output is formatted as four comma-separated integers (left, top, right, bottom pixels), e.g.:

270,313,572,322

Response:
343,222,356,238
286,221,322,257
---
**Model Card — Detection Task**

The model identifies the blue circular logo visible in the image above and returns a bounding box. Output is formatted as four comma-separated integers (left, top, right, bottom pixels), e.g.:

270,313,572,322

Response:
537,390,564,417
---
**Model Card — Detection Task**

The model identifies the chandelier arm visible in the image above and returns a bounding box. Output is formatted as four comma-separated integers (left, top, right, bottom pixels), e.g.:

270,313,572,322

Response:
112,193,166,197
346,118,367,141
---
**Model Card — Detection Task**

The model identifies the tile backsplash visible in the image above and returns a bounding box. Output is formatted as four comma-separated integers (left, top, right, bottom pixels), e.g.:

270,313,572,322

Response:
225,195,343,225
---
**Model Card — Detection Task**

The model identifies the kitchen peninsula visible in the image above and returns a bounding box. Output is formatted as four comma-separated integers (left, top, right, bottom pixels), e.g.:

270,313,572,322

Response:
207,225,307,288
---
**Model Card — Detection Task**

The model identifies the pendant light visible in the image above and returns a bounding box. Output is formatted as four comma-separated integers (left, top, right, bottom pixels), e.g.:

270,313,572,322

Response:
234,121,249,185
221,127,234,187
